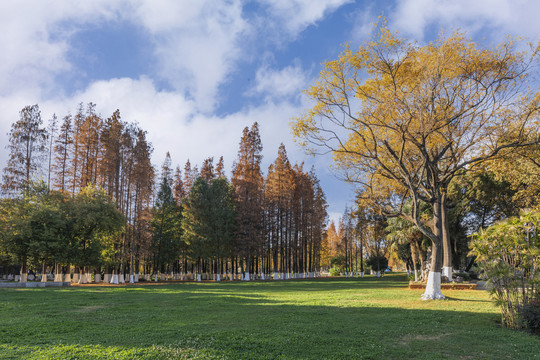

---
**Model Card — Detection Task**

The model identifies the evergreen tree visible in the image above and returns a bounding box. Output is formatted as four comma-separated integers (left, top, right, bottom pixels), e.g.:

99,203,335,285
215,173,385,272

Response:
182,178,212,272
151,172,181,274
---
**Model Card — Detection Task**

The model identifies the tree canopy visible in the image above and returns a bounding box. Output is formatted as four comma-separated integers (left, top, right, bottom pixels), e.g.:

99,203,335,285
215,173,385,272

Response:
293,24,540,299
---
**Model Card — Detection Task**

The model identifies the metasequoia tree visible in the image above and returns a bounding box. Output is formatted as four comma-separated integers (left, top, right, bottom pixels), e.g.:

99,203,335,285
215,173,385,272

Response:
173,166,184,205
293,26,540,299
215,156,225,179
53,114,73,192
46,114,57,190
200,157,215,184
232,122,264,280
2,104,47,196
265,144,294,277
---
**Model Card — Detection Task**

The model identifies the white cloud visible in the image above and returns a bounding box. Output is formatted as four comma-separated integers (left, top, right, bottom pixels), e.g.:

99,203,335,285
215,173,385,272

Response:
389,0,540,42
264,0,353,37
133,0,249,113
248,62,310,101
0,1,124,96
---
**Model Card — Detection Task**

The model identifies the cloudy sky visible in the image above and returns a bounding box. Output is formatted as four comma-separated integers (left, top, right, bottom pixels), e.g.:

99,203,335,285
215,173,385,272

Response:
1,0,539,223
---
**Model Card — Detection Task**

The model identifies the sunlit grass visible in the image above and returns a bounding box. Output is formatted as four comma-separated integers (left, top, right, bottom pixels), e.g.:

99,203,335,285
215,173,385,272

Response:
1,274,539,359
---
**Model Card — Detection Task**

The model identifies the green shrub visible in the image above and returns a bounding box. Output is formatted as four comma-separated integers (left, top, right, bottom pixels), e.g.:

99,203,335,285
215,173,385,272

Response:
453,271,471,281
330,255,346,268
329,266,341,277
469,212,540,331
521,297,540,335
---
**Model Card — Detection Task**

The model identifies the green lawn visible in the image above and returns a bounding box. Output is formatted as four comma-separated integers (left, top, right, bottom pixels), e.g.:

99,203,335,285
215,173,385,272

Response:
1,274,539,359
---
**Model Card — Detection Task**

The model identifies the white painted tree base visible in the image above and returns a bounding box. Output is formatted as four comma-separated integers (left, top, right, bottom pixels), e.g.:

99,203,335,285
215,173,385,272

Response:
216,274,221,282
442,266,453,282
64,274,71,282
243,272,250,281
130,275,134,283
78,273,88,284
197,274,201,282
104,274,111,283
95,274,102,283
134,274,139,282
376,271,381,278
360,272,364,278
119,274,125,283
413,270,418,282
421,271,445,300
110,274,119,284
54,274,63,282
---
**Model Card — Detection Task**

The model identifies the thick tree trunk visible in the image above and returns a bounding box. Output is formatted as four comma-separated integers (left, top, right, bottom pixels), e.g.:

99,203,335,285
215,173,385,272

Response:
421,198,445,300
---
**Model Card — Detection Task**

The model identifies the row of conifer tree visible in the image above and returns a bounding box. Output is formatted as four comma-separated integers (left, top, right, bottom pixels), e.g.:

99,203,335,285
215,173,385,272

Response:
0,103,327,282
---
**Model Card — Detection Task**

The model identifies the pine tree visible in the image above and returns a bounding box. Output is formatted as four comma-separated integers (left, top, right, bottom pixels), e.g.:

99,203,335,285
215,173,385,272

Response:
151,173,181,275
2,104,47,195
208,177,235,278
182,177,212,273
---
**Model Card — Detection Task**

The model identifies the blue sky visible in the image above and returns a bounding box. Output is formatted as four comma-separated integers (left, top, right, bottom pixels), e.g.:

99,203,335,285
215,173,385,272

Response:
1,0,539,223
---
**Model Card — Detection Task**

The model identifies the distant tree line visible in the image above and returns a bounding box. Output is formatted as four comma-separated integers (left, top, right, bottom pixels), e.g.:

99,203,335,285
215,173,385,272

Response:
0,104,327,283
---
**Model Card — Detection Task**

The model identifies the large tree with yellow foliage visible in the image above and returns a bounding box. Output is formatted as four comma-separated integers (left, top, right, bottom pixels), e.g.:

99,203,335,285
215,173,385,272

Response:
292,25,540,299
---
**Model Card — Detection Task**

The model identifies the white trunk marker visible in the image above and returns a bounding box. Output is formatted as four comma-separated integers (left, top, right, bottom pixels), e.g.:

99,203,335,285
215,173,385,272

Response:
421,271,445,300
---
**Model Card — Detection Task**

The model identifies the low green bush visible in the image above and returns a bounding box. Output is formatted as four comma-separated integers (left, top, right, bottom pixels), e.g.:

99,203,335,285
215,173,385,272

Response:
470,212,540,332
521,297,540,335
453,271,471,281
329,266,341,277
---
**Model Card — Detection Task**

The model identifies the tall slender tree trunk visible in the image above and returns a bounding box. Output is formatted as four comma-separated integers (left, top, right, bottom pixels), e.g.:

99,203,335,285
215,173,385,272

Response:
441,195,453,281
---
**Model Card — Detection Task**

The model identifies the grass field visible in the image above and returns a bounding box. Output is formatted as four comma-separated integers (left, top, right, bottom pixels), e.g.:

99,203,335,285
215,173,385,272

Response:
1,273,539,359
